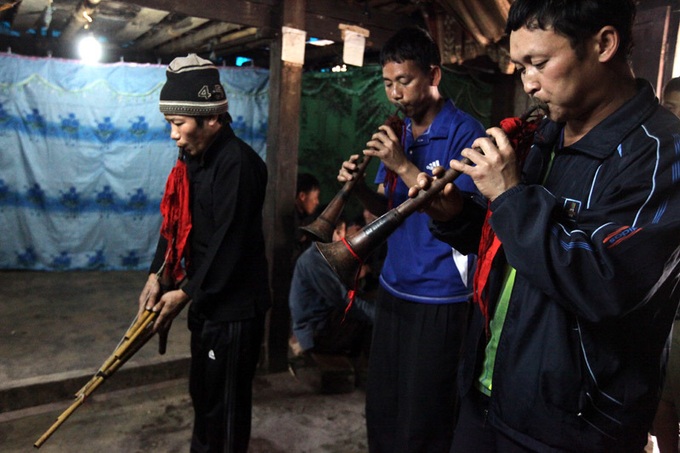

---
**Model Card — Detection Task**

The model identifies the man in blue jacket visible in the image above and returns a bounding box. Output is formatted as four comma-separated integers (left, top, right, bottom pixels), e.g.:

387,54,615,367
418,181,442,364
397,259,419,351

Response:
414,1,680,451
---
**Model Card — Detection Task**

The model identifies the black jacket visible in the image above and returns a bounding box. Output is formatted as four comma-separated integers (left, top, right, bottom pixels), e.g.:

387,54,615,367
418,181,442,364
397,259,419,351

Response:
152,125,270,322
432,80,680,452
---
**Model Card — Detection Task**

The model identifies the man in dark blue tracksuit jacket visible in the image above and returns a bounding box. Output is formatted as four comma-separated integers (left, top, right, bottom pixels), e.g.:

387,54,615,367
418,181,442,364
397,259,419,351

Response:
416,1,680,452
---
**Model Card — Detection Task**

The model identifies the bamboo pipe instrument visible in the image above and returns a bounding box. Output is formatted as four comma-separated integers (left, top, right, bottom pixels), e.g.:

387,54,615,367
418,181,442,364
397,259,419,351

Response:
33,308,158,449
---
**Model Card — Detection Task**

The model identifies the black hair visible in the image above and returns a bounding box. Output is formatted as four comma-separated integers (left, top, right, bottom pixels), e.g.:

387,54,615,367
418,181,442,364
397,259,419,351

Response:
663,77,680,98
379,26,441,74
296,173,320,195
506,0,636,60
194,113,231,128
348,213,366,229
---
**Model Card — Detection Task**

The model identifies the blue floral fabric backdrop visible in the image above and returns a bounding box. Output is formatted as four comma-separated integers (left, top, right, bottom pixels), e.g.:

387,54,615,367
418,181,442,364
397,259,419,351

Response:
0,53,269,271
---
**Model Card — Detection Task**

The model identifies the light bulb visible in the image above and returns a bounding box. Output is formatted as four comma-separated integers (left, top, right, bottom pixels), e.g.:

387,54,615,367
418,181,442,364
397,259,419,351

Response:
77,34,102,63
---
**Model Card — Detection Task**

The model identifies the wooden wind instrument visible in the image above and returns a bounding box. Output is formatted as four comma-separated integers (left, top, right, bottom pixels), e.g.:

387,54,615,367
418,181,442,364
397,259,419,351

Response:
315,159,471,288
33,307,158,448
316,105,543,289
299,103,405,243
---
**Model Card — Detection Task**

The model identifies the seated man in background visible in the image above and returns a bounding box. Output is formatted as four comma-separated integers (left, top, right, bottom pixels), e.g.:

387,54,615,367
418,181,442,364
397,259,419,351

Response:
288,215,379,393
293,172,321,264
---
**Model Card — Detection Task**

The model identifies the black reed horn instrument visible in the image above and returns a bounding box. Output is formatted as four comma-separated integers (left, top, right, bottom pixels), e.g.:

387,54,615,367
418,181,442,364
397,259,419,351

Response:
299,104,405,243
315,162,468,288
316,105,543,289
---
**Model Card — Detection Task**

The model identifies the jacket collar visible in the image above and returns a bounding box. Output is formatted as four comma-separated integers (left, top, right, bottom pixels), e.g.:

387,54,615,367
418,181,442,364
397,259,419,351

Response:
535,79,658,158
188,123,235,167
406,99,459,142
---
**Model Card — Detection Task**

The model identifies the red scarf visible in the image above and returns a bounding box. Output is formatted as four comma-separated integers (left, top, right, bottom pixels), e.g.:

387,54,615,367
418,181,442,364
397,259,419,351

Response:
471,113,540,332
159,157,192,284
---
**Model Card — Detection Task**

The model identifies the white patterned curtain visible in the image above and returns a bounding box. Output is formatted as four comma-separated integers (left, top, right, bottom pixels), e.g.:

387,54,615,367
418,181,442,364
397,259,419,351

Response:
0,53,269,271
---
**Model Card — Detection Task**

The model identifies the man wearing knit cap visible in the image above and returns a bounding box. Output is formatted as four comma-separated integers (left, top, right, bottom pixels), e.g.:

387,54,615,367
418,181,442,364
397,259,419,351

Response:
138,53,270,453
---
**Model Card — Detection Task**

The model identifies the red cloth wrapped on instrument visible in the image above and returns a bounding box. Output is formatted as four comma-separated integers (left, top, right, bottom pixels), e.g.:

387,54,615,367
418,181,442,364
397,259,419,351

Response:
159,157,191,284
472,112,540,334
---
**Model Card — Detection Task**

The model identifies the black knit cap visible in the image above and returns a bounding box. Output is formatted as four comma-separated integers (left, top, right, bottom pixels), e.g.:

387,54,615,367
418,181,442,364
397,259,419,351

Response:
159,54,229,116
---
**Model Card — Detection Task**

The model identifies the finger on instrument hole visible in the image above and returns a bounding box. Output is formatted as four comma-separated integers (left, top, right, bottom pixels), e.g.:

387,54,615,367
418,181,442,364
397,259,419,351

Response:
408,184,421,198
486,127,511,149
378,124,398,141
415,172,433,190
432,166,446,178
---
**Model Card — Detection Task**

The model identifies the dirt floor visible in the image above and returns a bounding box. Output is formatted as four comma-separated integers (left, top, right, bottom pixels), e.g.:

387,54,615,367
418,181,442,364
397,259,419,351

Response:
0,373,368,453
0,270,663,453
0,270,367,453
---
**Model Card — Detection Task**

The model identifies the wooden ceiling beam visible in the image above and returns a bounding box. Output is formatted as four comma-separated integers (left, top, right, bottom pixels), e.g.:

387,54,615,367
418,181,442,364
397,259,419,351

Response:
304,0,413,46
133,16,210,50
307,0,412,34
154,21,242,55
11,0,49,31
117,0,410,47
117,0,276,28
114,7,169,43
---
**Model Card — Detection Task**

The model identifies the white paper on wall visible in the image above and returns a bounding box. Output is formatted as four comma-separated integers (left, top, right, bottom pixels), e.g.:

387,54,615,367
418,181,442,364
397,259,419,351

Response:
343,30,366,67
281,26,306,65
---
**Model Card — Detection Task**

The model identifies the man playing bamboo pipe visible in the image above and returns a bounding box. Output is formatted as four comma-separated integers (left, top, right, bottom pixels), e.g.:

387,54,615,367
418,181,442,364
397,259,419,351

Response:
411,1,680,451
337,26,485,452
137,54,269,453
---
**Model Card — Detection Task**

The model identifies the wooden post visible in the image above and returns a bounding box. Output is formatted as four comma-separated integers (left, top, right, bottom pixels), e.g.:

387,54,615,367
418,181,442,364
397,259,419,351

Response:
262,0,306,372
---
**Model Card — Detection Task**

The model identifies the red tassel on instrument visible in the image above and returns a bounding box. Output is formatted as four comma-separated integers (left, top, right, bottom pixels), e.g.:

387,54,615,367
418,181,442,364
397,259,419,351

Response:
341,237,364,322
472,110,541,334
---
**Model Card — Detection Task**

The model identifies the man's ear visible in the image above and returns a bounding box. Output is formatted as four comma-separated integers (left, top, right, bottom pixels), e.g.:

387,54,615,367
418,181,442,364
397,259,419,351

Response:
430,65,442,87
596,25,620,63
207,114,220,127
295,191,306,205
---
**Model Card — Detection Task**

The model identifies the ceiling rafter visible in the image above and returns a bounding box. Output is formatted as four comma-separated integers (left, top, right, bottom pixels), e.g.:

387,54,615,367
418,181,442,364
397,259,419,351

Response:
0,0,454,67
153,21,243,55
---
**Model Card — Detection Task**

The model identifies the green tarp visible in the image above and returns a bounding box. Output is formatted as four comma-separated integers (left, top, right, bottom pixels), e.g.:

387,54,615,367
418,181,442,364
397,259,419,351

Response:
298,65,492,220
